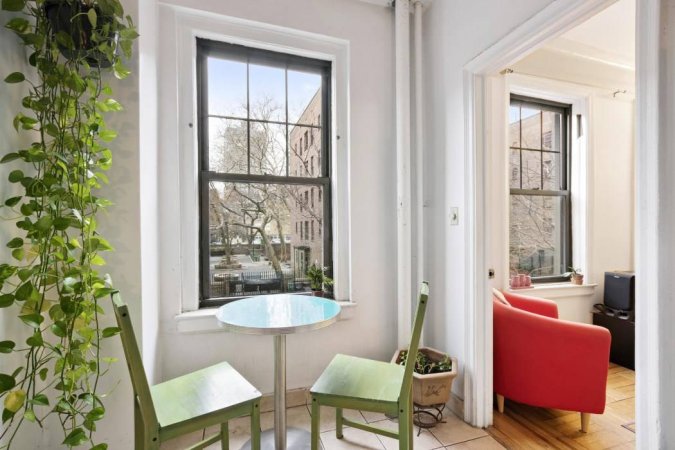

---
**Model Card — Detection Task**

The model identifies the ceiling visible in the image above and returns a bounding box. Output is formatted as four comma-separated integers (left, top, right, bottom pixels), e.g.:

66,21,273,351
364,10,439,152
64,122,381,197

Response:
547,0,635,69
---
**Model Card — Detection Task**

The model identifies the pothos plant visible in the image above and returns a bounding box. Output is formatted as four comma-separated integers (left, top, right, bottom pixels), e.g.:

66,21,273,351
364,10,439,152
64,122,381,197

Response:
0,0,136,448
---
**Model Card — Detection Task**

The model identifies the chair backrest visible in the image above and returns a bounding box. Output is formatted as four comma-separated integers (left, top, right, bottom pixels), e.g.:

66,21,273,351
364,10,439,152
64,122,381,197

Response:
111,293,159,431
400,281,430,399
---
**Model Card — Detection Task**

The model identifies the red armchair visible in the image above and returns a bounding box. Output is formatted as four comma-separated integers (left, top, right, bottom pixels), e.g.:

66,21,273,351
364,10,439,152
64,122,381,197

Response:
493,289,611,432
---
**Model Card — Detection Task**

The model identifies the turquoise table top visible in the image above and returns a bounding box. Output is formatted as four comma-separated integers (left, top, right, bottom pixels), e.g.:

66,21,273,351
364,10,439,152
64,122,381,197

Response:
216,294,341,335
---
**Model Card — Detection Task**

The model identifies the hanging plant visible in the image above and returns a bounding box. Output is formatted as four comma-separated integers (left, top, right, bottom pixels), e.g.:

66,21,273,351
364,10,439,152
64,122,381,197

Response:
0,0,136,448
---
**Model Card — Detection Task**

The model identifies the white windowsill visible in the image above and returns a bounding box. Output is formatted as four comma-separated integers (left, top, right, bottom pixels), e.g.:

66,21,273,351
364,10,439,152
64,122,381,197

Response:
174,301,357,334
506,282,597,299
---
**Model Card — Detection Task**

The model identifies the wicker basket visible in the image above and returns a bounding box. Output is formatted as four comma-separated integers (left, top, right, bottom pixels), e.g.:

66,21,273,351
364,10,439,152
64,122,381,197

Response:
392,347,459,407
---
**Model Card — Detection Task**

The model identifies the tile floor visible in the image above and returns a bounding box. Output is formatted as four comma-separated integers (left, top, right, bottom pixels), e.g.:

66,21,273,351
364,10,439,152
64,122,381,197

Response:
161,404,503,449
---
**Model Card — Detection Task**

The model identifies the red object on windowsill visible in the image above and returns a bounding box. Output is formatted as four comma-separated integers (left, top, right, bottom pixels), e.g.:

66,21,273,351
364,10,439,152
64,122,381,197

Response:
493,290,611,415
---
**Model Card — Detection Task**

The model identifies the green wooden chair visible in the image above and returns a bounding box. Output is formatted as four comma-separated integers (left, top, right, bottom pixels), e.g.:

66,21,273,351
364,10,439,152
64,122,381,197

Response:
112,293,262,450
309,282,429,450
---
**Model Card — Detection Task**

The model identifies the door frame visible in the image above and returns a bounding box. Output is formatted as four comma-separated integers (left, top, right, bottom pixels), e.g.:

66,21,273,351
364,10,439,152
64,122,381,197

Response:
461,0,623,429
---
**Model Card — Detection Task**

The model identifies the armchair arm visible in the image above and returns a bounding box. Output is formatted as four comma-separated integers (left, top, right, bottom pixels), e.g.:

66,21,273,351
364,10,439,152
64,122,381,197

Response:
502,290,559,319
493,302,611,414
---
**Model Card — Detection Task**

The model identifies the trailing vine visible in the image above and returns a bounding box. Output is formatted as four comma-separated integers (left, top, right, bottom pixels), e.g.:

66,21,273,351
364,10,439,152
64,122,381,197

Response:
0,0,136,448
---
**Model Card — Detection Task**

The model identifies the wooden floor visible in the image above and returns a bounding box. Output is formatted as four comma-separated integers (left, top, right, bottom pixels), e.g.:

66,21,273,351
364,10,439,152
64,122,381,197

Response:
487,364,635,449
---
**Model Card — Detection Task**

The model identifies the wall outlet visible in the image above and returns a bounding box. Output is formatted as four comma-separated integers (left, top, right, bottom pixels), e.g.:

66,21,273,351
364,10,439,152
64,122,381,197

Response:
450,207,459,225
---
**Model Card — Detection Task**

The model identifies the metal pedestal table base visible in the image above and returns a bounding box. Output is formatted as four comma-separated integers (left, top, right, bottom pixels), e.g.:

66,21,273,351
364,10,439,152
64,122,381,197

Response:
240,427,311,450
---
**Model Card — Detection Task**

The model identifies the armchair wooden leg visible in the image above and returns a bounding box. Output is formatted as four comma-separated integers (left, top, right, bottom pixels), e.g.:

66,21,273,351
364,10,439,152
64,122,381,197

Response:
311,397,320,450
336,407,344,439
221,422,229,450
580,412,591,433
496,394,505,414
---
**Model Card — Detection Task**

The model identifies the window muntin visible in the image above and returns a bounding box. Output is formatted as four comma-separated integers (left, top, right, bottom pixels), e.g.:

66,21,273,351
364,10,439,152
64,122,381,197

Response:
509,95,571,281
197,39,332,306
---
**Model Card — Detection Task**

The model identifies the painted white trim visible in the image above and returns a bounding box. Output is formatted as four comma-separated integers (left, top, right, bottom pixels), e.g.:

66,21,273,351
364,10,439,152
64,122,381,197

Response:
462,0,617,428
158,4,352,312
635,0,662,447
396,0,413,347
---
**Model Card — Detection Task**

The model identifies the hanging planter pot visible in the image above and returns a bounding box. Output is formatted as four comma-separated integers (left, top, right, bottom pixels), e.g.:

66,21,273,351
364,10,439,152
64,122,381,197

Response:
44,0,118,67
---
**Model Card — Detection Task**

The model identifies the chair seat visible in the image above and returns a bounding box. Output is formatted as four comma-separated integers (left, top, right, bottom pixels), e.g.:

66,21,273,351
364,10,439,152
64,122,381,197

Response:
310,354,403,405
151,361,261,429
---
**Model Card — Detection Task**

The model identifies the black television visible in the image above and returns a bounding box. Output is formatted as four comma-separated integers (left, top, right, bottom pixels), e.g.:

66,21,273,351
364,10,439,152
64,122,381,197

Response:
604,271,635,311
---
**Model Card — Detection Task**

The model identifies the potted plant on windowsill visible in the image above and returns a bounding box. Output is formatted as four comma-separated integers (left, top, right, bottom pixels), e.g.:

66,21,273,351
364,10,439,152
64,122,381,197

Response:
392,347,458,407
564,267,584,285
306,263,333,298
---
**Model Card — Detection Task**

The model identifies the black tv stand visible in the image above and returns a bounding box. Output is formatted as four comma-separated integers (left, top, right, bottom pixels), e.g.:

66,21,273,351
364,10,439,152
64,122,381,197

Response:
592,311,635,370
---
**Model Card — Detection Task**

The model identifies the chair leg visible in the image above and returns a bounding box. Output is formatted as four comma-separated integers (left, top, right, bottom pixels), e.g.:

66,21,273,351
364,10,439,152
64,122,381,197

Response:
398,399,412,450
311,397,320,450
580,412,591,433
496,394,505,413
251,401,261,450
134,399,158,450
336,407,344,439
220,422,229,450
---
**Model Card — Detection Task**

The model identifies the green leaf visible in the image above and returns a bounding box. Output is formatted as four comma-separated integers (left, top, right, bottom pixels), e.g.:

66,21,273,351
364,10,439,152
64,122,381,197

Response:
4,72,24,83
26,331,43,347
1,0,25,12
63,428,88,446
31,394,49,406
90,443,108,450
19,313,43,329
113,60,130,80
35,216,53,232
4,390,25,413
0,294,13,308
0,341,15,354
38,368,48,381
0,152,21,164
6,237,23,249
90,254,106,266
23,409,36,422
0,374,16,394
4,196,21,207
101,327,120,338
2,408,15,424
11,248,24,261
53,217,71,230
15,282,33,300
5,17,29,32
51,322,67,338
98,130,117,142
8,169,23,182
87,7,98,27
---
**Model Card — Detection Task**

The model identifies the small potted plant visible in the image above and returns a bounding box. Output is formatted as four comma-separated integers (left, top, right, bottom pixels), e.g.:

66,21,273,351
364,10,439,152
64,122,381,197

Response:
564,267,584,285
392,348,458,407
306,263,333,297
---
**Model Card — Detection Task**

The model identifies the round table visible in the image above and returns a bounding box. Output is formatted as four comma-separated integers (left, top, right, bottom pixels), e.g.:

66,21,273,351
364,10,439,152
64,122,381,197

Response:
216,294,341,450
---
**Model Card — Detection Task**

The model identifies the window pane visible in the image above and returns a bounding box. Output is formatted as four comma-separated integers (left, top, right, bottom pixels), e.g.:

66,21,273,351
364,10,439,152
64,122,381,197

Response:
510,195,565,277
509,149,521,189
207,181,324,299
509,104,520,148
288,70,322,124
249,122,287,176
249,64,286,122
521,106,541,149
543,151,562,191
207,57,247,118
542,110,562,151
521,150,542,190
208,118,248,173
289,125,322,177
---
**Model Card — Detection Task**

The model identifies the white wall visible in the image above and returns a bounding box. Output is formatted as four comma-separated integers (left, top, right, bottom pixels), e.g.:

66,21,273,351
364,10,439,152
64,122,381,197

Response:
156,0,398,394
421,0,555,397
511,47,636,310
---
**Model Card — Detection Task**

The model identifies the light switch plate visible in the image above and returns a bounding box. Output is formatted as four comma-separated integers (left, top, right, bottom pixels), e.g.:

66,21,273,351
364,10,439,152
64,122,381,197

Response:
450,207,459,225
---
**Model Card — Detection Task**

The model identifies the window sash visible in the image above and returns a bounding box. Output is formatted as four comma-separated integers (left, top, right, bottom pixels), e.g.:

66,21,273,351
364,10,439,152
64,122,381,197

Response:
197,38,333,306
509,95,572,282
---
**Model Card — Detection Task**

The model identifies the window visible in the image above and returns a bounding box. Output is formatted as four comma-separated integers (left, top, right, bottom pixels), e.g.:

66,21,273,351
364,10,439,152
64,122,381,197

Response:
509,95,571,281
197,39,332,305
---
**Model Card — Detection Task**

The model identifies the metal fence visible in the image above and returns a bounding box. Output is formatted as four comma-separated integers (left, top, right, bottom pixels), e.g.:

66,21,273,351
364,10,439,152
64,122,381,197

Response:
210,270,311,298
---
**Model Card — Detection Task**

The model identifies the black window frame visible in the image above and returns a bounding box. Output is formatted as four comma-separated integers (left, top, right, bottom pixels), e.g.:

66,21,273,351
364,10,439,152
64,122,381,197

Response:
509,94,572,282
197,38,333,307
